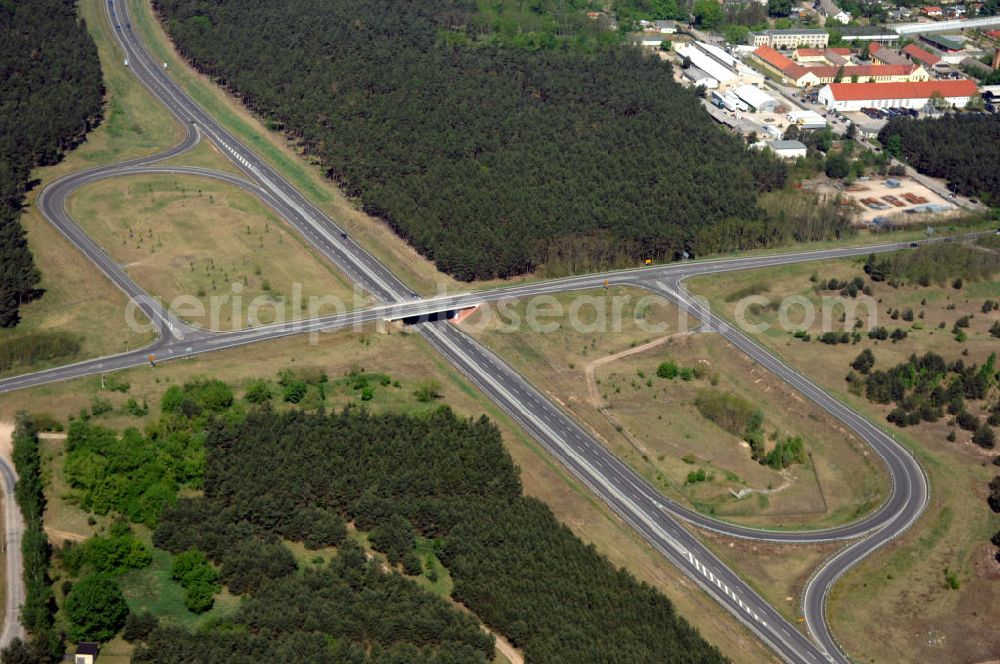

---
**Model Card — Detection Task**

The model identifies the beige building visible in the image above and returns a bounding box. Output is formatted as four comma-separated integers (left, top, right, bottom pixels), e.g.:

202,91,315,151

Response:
748,29,829,49
754,46,928,88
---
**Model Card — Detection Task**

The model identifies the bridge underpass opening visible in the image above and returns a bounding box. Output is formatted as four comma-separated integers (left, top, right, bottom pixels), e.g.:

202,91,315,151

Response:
388,305,479,326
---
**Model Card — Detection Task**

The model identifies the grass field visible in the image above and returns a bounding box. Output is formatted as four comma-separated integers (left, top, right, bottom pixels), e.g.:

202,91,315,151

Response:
3,325,778,664
688,251,1000,662
67,174,363,330
463,287,886,529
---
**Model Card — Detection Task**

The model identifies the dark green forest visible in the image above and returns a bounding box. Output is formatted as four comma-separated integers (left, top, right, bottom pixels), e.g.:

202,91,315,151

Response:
10,416,63,661
0,0,103,326
150,407,723,663
154,0,789,279
13,376,724,663
878,114,1000,204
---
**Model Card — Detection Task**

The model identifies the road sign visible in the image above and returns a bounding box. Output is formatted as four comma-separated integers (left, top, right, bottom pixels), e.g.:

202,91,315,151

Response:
148,354,156,367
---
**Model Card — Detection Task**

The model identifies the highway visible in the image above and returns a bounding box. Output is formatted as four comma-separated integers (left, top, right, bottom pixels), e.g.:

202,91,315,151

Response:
0,0,940,660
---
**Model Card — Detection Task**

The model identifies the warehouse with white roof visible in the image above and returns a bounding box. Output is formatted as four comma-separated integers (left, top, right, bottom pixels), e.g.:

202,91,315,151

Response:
677,41,764,91
732,85,778,112
817,80,978,111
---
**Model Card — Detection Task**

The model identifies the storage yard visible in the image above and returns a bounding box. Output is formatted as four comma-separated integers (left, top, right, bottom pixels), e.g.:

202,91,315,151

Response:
810,176,956,224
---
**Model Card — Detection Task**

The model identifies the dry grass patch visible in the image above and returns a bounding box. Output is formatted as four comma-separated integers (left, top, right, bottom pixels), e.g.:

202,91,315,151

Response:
693,528,841,625
464,287,886,529
67,174,363,330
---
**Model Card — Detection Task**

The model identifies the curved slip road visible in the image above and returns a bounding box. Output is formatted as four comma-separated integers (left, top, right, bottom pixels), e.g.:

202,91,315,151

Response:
0,0,946,660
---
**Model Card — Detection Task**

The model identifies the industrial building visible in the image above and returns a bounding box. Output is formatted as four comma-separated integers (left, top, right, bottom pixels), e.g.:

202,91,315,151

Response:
748,29,829,49
837,26,899,45
786,110,827,129
711,90,748,112
766,140,808,159
920,33,963,53
677,41,764,90
732,84,778,112
817,79,979,111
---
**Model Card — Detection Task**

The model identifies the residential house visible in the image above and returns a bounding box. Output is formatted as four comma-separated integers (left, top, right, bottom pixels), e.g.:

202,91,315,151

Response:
75,643,100,664
817,0,852,24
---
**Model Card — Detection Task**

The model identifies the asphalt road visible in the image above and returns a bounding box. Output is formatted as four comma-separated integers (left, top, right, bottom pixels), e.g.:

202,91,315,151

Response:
0,450,24,648
0,1,947,660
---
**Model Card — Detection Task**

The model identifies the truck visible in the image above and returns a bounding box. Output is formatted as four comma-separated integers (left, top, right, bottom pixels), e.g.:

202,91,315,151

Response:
711,91,747,113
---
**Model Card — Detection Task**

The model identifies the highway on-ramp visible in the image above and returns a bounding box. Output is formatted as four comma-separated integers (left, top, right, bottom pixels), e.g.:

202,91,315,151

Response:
0,1,942,660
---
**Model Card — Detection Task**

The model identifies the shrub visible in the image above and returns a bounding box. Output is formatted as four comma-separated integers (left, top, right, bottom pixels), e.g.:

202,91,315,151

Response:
686,469,708,484
868,326,888,340
125,398,148,417
762,435,806,470
656,361,679,379
851,349,875,374
413,379,443,403
694,389,756,436
956,410,980,432
171,549,220,614
973,424,996,449
282,380,308,403
244,379,273,404
65,574,129,642
123,611,159,643
90,396,113,417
